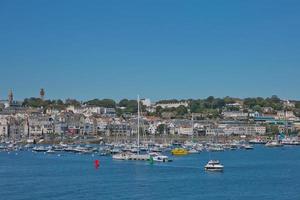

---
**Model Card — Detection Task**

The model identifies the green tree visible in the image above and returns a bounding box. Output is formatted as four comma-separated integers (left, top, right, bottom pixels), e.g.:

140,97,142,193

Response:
253,105,262,112
176,105,188,116
85,99,116,108
156,124,167,135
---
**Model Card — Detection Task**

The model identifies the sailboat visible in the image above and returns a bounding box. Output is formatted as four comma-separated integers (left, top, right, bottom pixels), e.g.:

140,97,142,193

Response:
113,95,150,161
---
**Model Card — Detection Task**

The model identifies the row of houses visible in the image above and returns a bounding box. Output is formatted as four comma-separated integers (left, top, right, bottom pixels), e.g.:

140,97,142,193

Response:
0,111,270,139
0,102,299,140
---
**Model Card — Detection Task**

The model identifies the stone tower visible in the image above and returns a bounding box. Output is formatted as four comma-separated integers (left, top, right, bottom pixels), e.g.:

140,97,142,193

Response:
40,88,45,100
8,89,13,104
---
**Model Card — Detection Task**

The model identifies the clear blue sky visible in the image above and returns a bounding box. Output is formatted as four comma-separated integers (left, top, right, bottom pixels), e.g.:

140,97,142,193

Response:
0,0,300,101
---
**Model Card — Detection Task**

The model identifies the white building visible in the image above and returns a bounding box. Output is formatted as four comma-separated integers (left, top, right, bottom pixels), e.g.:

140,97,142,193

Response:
222,111,248,119
176,126,193,135
155,101,188,109
0,116,8,137
276,111,296,120
223,125,266,135
141,99,151,107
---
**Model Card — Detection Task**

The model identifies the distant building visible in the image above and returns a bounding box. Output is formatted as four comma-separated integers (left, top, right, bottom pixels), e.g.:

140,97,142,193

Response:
249,111,260,118
0,116,8,137
100,107,116,117
223,125,266,135
222,111,248,119
155,101,188,109
283,100,295,108
176,126,193,135
141,99,151,107
262,107,274,114
225,102,242,109
276,111,296,120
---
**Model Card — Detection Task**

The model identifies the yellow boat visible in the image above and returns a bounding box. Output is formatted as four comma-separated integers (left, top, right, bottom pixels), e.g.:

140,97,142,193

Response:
171,148,188,156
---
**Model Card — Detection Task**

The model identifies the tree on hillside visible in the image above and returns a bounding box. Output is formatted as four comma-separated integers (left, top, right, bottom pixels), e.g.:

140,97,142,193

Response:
65,99,81,107
85,99,116,108
176,105,188,116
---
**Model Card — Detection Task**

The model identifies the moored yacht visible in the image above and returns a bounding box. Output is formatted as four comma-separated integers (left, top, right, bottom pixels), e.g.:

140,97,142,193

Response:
243,144,254,150
188,149,199,154
265,141,284,147
46,149,56,154
281,138,300,145
112,153,129,160
32,146,49,152
249,138,267,144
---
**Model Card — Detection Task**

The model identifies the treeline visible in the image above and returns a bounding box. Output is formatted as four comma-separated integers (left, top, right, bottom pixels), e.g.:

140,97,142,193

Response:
22,97,141,115
243,95,283,112
23,98,81,110
21,95,300,117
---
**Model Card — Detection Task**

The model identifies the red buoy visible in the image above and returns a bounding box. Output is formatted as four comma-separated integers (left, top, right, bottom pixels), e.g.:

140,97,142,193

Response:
94,160,100,169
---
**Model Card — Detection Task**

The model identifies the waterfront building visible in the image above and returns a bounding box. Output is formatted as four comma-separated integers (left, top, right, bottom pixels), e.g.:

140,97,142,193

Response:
0,115,9,138
26,115,54,137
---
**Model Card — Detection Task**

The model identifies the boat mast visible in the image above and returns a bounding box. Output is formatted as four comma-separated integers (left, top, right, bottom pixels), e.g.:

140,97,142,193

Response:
285,100,288,137
192,113,194,141
137,95,140,155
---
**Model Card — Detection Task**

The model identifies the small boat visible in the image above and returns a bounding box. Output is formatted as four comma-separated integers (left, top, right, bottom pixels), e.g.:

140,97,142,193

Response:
188,149,199,154
204,160,224,172
208,146,224,152
32,146,49,152
244,144,254,150
149,152,171,162
153,155,170,162
46,149,56,154
281,138,300,146
171,148,188,156
112,153,129,160
229,145,238,150
265,141,284,147
249,138,267,144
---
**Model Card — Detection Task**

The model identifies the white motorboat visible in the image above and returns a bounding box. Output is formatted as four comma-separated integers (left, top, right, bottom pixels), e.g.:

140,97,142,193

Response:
112,153,129,160
46,149,56,154
249,138,267,144
32,146,49,152
204,160,224,172
188,149,199,154
281,138,300,145
244,144,254,150
149,152,170,162
265,141,284,147
153,155,169,162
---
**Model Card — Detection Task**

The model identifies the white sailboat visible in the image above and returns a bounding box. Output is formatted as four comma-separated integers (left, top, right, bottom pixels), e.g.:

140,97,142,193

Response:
113,95,150,161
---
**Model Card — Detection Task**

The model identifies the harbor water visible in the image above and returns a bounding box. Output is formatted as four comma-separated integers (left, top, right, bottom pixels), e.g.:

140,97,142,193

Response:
1,145,300,200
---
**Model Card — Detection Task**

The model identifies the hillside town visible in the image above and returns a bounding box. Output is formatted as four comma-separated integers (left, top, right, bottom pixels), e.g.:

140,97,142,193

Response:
1,89,300,144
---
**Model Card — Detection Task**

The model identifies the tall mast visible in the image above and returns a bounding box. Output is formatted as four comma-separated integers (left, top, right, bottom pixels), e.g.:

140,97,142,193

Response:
191,113,194,141
137,95,140,155
285,100,288,137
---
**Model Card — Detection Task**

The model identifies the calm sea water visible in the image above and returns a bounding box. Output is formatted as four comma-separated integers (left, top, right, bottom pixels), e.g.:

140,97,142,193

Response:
1,146,300,200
